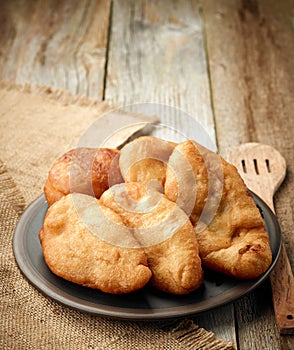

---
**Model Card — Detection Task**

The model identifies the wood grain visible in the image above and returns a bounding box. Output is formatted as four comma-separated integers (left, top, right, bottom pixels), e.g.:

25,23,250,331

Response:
104,0,236,345
203,0,294,347
226,143,287,213
104,0,216,143
0,0,111,99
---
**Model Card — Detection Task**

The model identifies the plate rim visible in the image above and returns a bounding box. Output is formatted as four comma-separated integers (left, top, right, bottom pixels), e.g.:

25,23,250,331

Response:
13,192,282,321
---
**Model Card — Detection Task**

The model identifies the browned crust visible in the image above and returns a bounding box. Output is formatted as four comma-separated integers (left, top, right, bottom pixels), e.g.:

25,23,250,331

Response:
44,148,123,206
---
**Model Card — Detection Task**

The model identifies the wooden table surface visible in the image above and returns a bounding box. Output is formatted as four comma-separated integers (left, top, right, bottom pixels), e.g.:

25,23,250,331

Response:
1,1,293,349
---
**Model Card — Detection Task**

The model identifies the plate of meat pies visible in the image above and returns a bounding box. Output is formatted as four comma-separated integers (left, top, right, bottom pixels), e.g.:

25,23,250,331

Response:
13,136,281,320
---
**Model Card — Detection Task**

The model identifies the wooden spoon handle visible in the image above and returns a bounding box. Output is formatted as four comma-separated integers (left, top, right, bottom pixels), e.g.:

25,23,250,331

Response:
255,192,294,334
257,191,294,334
270,244,294,334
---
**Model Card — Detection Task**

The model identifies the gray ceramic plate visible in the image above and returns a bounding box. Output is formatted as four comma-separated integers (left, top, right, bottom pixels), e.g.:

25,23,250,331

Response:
13,192,281,320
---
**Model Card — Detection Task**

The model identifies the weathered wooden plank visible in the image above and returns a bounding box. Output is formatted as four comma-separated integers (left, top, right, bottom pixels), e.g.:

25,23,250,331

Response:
104,0,216,143
0,0,111,99
104,0,236,345
203,0,294,348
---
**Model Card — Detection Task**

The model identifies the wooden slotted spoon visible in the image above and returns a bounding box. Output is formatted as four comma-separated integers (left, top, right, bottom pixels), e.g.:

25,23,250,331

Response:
227,142,294,334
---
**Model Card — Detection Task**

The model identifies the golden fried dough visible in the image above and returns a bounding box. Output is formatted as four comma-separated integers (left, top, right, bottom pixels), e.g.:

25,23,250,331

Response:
44,148,123,206
100,182,203,294
164,140,210,225
197,160,272,279
39,193,152,294
119,136,175,190
165,140,272,279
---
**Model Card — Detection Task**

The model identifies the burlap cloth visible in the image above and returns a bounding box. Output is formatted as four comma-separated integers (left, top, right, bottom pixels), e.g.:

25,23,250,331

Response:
0,80,235,350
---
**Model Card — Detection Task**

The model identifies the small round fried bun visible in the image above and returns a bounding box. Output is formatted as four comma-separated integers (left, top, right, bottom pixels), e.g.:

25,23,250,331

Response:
44,148,123,206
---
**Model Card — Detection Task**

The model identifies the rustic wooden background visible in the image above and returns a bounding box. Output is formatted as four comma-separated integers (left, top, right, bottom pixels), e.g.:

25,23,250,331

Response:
0,0,293,349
